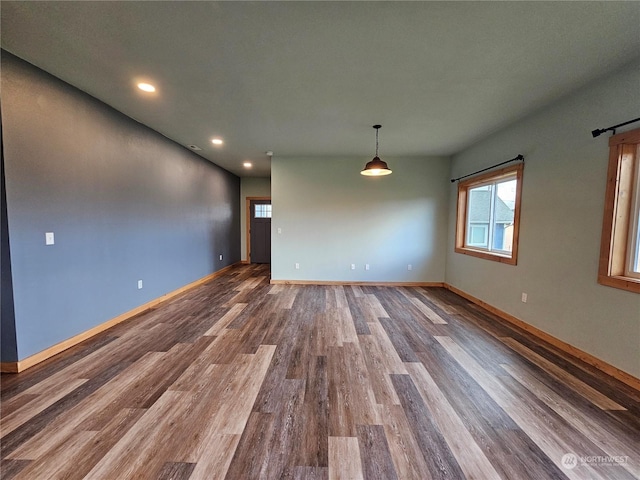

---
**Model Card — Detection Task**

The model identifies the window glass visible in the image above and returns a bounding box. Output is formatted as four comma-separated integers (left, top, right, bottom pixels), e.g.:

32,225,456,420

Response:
464,177,517,254
468,224,488,247
624,149,640,278
254,204,272,218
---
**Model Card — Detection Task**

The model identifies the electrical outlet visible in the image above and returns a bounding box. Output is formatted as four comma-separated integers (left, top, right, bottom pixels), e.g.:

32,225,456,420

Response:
138,280,143,289
277,227,282,234
408,264,412,271
365,264,370,270
350,264,356,270
45,232,55,245
295,263,300,270
521,292,528,303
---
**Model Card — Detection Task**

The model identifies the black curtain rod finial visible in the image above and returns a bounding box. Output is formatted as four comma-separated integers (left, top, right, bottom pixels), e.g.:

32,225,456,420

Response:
592,128,613,138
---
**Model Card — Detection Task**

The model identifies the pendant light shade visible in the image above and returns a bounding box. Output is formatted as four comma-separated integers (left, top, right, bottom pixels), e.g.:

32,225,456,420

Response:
361,156,392,176
361,125,392,176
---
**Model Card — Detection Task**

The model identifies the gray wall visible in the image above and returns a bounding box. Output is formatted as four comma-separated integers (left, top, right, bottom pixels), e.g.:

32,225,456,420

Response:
272,155,449,282
446,60,640,379
240,177,271,262
1,53,240,361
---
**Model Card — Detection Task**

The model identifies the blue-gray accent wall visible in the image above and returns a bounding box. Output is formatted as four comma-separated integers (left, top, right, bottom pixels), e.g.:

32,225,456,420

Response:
1,52,240,362
1,118,19,362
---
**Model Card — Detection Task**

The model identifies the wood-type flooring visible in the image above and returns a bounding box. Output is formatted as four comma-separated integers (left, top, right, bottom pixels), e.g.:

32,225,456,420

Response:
1,264,639,479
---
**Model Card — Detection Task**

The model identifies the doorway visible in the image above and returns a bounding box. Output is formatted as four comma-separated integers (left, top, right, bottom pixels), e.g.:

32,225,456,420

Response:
248,198,271,264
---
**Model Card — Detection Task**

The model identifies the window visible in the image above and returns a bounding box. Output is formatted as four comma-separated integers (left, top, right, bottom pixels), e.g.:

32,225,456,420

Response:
254,203,272,218
455,163,523,265
598,127,640,293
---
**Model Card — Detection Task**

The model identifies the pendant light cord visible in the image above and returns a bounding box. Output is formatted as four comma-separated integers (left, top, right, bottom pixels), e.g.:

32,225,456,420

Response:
373,125,381,157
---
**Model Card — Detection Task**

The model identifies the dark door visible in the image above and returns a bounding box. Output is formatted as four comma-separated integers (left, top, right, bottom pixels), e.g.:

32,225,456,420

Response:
250,200,271,264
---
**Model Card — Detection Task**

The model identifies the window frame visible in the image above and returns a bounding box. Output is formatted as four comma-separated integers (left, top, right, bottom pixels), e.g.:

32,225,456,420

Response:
455,163,523,265
598,127,640,293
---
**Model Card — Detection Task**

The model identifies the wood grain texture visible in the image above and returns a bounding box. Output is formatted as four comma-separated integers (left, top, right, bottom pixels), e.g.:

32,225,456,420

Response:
405,362,501,480
0,379,88,437
501,362,640,478
377,403,432,480
356,424,398,480
2,264,638,479
391,373,466,480
501,337,626,410
329,437,364,480
434,336,635,480
157,462,197,480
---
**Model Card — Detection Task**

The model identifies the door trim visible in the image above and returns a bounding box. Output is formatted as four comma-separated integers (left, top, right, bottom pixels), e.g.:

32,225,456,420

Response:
246,196,271,263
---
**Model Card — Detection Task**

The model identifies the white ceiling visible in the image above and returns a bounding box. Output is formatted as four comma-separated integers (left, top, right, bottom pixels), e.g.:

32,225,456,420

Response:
2,1,639,177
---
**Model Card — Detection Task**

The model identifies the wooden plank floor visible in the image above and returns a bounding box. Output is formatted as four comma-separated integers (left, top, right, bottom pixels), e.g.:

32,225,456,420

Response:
2,264,639,479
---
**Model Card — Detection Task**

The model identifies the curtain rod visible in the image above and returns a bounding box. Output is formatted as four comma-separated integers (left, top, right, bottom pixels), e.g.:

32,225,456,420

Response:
592,117,640,138
450,154,524,183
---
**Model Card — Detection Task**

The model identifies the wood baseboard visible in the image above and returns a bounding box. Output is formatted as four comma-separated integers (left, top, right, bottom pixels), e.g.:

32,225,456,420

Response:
270,279,445,287
0,362,19,373
1,263,241,374
444,283,640,391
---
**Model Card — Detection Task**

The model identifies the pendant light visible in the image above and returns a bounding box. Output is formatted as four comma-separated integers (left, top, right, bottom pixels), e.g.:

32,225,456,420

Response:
361,124,392,176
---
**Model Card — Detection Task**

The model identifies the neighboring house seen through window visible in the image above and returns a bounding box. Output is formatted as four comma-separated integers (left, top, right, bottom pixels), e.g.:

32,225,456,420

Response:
598,127,640,293
455,163,523,265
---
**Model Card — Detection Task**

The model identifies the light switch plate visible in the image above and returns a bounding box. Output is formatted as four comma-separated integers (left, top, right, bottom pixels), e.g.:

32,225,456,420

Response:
45,232,55,245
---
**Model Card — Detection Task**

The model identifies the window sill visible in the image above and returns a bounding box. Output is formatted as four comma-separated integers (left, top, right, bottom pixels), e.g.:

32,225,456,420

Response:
455,246,517,265
598,274,640,294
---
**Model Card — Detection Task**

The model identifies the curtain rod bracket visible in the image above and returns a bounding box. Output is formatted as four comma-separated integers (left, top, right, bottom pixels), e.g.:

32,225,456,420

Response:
451,154,524,183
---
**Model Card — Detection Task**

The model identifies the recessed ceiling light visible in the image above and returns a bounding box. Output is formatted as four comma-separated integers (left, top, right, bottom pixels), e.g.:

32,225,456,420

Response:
187,145,202,151
211,138,224,145
137,82,156,93
243,162,252,168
